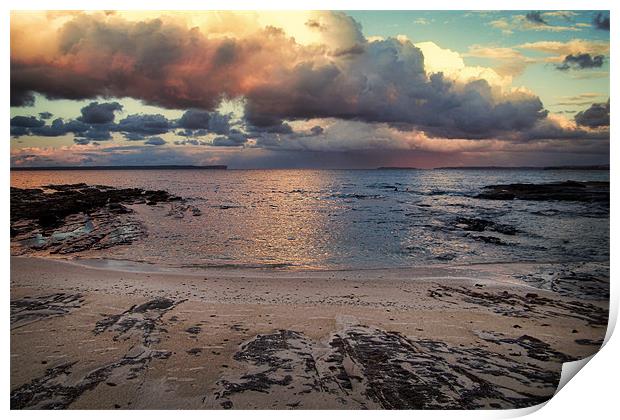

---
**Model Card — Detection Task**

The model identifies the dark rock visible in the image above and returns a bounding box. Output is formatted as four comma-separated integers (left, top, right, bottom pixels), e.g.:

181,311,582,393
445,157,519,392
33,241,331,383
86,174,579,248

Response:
575,338,604,346
476,181,609,203
11,293,84,329
213,326,562,409
471,235,506,245
185,326,202,335
453,217,518,235
11,184,183,254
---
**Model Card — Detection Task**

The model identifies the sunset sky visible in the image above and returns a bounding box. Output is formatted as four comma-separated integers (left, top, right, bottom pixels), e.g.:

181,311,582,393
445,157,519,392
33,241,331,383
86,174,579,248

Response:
10,10,610,168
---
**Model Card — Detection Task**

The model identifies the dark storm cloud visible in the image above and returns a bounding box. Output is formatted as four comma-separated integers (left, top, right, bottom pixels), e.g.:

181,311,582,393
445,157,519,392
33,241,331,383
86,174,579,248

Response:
592,12,610,31
211,130,248,147
23,118,90,137
10,90,35,107
78,101,123,124
247,121,294,135
11,14,253,110
10,12,557,142
116,114,171,135
11,106,235,143
83,128,113,140
10,126,30,137
556,53,605,71
575,100,610,128
176,129,209,137
144,136,167,146
174,138,209,146
245,39,549,139
30,118,72,136
211,131,248,147
177,109,231,134
39,112,53,120
10,116,45,128
525,11,548,25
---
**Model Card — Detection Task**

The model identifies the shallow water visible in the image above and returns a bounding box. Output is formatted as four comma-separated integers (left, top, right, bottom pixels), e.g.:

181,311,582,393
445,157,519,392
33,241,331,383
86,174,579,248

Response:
11,169,609,270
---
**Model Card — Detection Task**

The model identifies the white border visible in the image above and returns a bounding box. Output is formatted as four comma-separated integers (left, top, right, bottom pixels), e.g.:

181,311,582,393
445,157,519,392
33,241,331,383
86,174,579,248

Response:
2,1,617,418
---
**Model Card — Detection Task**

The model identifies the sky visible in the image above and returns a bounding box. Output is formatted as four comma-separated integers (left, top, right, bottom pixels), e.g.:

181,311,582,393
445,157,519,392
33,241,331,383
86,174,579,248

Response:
9,10,610,168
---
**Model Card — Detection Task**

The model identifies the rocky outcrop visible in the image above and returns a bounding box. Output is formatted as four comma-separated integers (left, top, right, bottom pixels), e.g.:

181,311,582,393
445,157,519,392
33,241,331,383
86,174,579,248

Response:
476,181,609,203
10,184,184,254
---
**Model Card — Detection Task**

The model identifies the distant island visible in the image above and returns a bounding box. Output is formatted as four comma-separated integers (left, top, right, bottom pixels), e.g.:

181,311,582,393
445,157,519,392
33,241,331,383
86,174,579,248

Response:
376,167,420,170
433,165,609,171
11,165,228,171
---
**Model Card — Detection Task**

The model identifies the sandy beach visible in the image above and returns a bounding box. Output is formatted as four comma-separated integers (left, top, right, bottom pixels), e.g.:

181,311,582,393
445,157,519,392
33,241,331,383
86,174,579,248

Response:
10,256,608,409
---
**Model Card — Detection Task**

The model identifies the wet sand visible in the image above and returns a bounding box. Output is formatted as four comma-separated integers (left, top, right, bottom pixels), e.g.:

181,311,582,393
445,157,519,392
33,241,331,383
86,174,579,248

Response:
10,256,607,410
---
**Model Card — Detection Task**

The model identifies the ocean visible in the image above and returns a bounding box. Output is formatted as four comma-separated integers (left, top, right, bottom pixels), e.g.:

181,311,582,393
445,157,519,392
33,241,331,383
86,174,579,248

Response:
11,168,609,271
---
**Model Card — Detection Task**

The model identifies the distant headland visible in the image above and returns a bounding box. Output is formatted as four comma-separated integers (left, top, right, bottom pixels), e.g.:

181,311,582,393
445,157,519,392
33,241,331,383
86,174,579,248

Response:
10,165,228,171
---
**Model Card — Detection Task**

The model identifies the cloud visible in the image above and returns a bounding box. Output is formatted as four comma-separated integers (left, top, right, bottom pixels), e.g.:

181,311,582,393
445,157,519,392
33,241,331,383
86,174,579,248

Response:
10,115,45,128
11,116,92,138
525,12,548,26
39,111,53,120
489,13,581,35
11,126,30,137
553,93,606,106
144,136,167,145
174,138,209,146
77,127,113,141
116,114,171,135
211,130,248,147
517,39,609,59
556,53,605,71
465,45,533,77
575,100,610,128
177,109,230,134
78,101,123,124
30,118,73,136
593,12,610,30
10,11,558,141
10,90,35,107
122,132,146,141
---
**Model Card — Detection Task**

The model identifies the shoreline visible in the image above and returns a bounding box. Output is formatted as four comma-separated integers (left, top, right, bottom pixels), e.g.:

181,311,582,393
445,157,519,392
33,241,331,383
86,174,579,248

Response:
24,253,611,277
10,256,608,409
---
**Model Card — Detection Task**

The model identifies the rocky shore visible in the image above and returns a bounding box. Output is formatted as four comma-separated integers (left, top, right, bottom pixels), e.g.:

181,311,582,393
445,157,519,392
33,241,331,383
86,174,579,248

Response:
10,184,200,255
9,182,609,410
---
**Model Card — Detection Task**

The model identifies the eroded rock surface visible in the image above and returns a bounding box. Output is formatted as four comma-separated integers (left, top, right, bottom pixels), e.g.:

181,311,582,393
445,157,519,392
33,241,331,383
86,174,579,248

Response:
515,262,609,300
10,293,84,329
427,285,608,327
11,297,180,409
212,326,565,409
94,297,183,345
10,184,182,254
